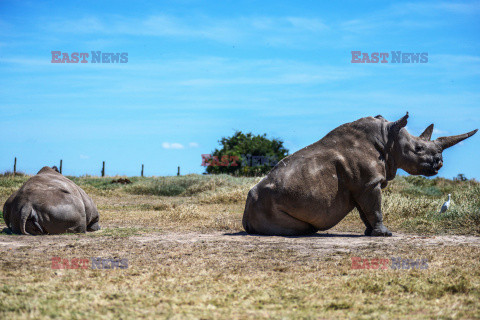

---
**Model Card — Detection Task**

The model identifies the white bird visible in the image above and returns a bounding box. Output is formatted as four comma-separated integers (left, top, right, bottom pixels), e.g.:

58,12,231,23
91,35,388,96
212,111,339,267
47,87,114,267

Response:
440,194,451,213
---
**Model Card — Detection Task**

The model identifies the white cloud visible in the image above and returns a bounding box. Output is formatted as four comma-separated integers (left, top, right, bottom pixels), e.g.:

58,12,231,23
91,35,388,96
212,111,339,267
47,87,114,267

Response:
0,57,50,66
162,142,199,149
433,128,448,135
162,142,184,149
40,14,329,47
285,17,328,32
338,1,480,38
79,154,89,159
394,2,480,15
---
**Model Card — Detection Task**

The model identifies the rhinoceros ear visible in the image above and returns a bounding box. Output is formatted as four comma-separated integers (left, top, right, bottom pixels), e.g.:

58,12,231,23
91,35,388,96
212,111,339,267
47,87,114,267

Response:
419,124,434,141
389,112,409,136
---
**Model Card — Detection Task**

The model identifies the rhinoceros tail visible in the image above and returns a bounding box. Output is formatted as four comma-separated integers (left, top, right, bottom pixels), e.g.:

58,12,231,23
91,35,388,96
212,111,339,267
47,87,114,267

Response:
19,205,32,235
20,206,44,235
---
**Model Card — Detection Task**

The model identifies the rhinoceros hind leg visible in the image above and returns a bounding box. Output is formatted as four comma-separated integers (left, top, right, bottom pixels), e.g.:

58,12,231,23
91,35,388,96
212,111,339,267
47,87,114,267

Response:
87,221,100,232
1,227,13,234
244,208,317,236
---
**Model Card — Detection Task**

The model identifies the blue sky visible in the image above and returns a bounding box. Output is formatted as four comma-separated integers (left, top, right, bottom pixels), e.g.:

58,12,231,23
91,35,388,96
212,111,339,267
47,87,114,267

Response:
1,0,479,178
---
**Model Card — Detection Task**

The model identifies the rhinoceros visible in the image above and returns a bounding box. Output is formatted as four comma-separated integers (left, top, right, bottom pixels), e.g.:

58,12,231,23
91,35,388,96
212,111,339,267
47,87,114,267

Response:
3,166,100,235
242,113,477,236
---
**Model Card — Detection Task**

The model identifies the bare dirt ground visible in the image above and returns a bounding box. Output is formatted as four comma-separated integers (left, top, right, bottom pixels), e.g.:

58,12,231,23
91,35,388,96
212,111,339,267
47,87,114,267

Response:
1,226,479,319
1,230,479,254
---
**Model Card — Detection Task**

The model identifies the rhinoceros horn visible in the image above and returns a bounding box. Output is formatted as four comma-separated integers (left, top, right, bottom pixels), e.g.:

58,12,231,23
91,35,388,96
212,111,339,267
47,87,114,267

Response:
389,112,409,136
436,129,478,150
419,124,434,141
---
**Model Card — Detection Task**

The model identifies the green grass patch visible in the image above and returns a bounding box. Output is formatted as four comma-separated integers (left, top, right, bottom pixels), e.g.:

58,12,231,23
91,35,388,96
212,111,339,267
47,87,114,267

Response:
67,176,140,191
400,185,442,197
380,175,480,235
0,175,29,189
124,174,256,197
85,227,146,238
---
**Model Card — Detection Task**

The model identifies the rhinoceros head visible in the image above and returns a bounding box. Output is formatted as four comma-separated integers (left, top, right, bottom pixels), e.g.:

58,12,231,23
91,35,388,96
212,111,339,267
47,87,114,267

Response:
389,113,478,177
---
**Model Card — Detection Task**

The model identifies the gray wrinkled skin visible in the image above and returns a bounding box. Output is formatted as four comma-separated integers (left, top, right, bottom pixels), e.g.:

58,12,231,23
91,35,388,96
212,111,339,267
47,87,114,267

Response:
3,166,100,235
242,113,477,237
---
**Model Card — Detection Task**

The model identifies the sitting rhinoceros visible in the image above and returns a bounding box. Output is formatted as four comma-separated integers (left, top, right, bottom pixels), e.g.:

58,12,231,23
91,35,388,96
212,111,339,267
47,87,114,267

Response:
3,166,100,235
242,113,477,236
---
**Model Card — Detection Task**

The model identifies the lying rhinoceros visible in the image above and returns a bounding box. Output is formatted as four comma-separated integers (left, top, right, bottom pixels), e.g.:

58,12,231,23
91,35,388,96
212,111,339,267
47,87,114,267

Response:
3,166,100,235
242,113,477,236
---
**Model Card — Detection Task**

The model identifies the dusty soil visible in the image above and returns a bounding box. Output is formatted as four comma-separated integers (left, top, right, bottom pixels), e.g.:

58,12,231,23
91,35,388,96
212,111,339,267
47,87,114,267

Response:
1,230,479,254
1,229,480,319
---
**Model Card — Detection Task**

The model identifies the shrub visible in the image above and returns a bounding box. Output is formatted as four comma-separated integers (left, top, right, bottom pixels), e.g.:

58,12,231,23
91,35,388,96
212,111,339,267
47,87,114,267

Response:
205,131,288,176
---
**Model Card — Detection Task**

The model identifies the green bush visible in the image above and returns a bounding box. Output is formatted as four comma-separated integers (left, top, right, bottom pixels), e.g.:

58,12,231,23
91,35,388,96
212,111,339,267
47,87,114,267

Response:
205,131,288,176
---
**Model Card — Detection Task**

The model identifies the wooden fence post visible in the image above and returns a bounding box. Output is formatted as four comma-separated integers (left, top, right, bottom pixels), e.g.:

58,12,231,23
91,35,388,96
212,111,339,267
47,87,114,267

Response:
14,157,17,176
101,161,105,177
141,164,144,177
177,166,180,176
59,160,63,174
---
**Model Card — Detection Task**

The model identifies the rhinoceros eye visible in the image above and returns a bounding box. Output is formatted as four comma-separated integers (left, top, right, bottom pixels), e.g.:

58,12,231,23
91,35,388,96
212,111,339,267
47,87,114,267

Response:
415,145,425,152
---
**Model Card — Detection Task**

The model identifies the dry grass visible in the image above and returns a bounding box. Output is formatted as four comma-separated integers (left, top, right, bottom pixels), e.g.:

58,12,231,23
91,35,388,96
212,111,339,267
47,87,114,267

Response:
1,174,479,319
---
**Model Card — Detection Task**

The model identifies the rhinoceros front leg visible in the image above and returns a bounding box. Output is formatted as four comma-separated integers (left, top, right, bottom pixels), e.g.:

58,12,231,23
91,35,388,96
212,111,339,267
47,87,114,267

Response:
355,184,392,236
356,205,373,236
